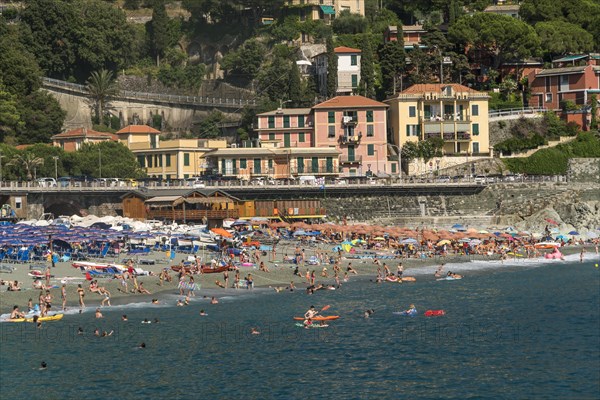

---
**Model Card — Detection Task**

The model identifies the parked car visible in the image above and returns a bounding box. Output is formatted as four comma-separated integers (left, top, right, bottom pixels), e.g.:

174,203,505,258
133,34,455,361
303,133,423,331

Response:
436,175,451,183
474,175,487,184
185,178,206,188
36,177,57,187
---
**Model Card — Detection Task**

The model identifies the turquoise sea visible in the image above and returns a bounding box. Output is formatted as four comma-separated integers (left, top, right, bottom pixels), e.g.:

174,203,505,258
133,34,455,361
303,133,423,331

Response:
1,257,599,399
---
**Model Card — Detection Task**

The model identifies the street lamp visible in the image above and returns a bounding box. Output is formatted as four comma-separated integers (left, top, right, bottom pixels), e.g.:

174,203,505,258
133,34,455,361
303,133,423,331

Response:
52,156,59,180
389,144,402,182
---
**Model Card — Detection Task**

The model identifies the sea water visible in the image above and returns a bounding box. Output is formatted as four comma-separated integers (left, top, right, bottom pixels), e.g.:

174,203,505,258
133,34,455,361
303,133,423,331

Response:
1,256,599,399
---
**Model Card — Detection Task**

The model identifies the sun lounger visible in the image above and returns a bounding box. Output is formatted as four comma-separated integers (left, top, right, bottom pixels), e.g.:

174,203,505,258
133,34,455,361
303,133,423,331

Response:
138,258,155,265
0,265,14,273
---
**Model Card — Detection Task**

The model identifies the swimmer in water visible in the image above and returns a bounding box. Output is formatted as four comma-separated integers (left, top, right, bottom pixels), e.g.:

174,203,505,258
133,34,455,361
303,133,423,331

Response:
199,309,207,316
139,342,146,349
364,309,375,318
251,328,260,335
39,361,47,370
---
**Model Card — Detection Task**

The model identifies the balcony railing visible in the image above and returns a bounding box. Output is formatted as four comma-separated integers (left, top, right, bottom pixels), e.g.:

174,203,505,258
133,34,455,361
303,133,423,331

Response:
290,166,338,175
425,132,471,141
340,155,362,164
342,116,358,125
340,134,362,144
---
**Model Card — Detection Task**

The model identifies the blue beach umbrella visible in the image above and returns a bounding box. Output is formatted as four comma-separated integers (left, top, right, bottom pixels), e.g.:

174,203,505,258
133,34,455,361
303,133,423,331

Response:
568,231,579,235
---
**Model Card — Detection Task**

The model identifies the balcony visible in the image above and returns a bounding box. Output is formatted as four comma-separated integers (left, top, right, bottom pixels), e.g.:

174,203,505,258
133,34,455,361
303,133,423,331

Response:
340,155,362,164
342,115,358,125
290,166,338,175
340,133,362,144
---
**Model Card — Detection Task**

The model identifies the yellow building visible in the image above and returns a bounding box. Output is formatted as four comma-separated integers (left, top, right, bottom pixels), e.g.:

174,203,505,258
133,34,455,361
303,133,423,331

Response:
285,0,365,22
116,126,228,179
385,84,490,156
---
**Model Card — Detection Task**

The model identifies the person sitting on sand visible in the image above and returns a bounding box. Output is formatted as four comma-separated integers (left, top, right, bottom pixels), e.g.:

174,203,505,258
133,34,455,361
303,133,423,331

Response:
9,305,25,319
137,282,151,295
89,280,101,294
32,279,44,290
8,280,21,291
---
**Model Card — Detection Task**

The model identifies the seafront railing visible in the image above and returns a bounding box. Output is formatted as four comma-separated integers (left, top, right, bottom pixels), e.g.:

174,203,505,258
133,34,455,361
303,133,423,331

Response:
0,174,568,192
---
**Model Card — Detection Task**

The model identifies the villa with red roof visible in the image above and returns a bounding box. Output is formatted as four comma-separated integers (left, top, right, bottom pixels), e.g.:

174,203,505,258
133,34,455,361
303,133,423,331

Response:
314,46,362,96
116,124,161,148
51,128,117,152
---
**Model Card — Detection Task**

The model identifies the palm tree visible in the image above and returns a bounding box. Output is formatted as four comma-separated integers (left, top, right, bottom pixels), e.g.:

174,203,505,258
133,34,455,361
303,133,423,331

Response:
8,153,44,181
86,69,119,123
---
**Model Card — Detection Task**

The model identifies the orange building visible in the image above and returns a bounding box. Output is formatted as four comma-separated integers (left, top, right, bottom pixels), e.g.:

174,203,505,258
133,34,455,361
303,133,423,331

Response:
51,128,117,152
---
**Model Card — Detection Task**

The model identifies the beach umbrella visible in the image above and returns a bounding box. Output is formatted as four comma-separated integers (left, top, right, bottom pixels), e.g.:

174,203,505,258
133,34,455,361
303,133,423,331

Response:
568,231,579,235
469,239,482,246
341,240,353,252
292,230,307,236
586,232,598,239
545,218,559,225
555,234,568,241
401,238,418,244
373,237,386,241
437,239,451,246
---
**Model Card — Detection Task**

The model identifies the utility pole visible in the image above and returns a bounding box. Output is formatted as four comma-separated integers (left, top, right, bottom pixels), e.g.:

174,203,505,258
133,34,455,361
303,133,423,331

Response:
52,156,59,180
99,148,102,178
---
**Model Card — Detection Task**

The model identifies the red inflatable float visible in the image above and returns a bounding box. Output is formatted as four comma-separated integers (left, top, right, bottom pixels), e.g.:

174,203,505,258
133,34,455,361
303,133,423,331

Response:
424,310,445,317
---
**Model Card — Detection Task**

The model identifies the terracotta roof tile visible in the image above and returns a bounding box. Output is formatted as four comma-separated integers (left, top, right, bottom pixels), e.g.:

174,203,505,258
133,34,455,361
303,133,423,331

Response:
313,95,388,109
116,125,161,135
51,127,117,140
400,83,482,94
335,46,361,53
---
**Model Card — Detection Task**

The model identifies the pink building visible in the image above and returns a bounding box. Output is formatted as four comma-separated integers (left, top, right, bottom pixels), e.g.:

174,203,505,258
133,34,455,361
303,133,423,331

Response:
312,95,395,177
256,108,314,148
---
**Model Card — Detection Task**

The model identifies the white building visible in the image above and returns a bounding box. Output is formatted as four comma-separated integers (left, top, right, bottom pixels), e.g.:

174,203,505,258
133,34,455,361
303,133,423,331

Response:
314,46,362,96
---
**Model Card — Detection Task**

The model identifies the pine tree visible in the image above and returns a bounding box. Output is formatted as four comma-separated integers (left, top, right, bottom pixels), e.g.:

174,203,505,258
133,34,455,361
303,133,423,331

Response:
379,40,405,97
326,36,338,98
358,34,375,98
289,61,302,107
149,0,169,66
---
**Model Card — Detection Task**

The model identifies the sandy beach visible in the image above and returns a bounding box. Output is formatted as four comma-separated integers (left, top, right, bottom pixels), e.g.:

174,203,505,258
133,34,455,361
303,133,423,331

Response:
0,241,491,314
2,239,592,315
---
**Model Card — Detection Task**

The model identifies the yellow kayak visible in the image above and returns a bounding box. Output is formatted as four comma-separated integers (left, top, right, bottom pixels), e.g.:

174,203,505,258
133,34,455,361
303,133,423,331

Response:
8,314,64,323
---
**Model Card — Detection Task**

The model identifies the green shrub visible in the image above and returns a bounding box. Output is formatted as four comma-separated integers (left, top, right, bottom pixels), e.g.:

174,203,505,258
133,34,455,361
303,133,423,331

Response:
502,132,600,174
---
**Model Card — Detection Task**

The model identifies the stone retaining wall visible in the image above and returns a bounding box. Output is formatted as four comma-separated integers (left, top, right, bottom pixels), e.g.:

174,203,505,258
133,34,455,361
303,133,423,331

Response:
568,158,600,183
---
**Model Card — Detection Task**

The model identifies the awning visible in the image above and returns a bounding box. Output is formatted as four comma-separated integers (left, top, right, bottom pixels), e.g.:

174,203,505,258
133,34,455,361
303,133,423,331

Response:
184,197,234,204
146,196,182,203
320,5,335,15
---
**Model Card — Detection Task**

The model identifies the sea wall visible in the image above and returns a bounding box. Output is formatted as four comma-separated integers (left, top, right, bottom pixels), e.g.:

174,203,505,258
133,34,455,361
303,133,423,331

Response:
322,182,600,230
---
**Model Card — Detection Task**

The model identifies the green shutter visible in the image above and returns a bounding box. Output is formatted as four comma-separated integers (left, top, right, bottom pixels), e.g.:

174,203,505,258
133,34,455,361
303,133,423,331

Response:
367,144,374,156
254,158,261,174
137,155,145,167
473,123,479,135
299,132,305,142
351,75,358,88
326,157,333,173
298,115,305,128
240,158,247,169
284,133,291,147
297,157,304,173
232,159,237,174
366,110,373,122
328,112,335,123
221,159,226,174
268,116,275,128
184,153,190,166
312,157,319,173
165,154,171,167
